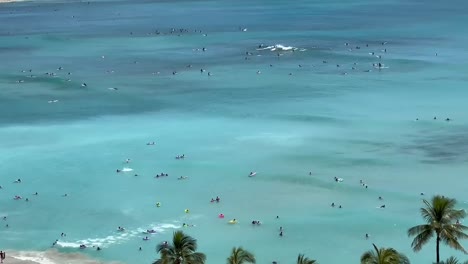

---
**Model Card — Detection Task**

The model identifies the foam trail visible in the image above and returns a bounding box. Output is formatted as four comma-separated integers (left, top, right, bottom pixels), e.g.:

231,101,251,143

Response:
57,222,180,248
256,44,305,51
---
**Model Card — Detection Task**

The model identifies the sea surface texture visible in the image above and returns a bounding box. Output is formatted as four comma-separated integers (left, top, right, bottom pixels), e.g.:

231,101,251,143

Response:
1,0,468,263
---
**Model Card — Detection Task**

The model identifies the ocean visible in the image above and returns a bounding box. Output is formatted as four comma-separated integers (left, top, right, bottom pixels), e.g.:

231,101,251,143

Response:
1,0,468,263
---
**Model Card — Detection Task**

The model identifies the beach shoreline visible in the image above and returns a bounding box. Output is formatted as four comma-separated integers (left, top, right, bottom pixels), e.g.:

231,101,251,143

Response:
3,249,124,264
0,0,23,3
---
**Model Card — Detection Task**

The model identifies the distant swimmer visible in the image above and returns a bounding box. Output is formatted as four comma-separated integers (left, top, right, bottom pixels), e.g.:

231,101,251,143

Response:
365,233,369,239
248,172,257,177
380,205,386,208
178,176,188,180
108,87,118,91
14,179,21,183
125,158,131,163
378,196,383,200
81,83,87,87
446,118,451,121
146,142,155,145
62,194,68,197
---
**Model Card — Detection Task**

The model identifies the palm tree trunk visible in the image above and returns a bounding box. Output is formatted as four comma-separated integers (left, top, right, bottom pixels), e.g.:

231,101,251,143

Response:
436,233,440,263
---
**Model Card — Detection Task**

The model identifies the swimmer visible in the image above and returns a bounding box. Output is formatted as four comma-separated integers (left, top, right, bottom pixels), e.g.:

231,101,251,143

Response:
378,196,383,200
14,179,21,183
139,247,142,251
380,205,386,208
215,196,220,202
97,247,101,251
125,158,131,163
279,227,283,231
62,194,68,197
331,202,335,207
279,231,283,237
365,233,369,239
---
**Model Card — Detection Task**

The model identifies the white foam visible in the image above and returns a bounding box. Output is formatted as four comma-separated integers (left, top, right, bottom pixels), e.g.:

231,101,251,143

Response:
121,167,133,172
256,44,305,52
57,222,179,248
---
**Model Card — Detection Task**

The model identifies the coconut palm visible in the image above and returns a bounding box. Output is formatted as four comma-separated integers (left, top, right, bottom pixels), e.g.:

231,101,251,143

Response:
360,244,410,264
227,247,256,264
436,256,468,264
407,195,468,263
153,231,206,264
297,254,318,264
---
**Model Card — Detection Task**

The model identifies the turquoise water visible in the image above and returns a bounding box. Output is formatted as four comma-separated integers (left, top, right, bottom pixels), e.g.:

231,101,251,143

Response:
1,0,468,263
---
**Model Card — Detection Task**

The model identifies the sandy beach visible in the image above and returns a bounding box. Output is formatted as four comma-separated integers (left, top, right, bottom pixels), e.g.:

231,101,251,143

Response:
3,250,123,264
0,0,22,3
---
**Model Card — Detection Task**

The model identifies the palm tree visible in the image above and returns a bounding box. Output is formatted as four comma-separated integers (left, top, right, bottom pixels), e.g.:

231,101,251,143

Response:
153,231,206,264
407,195,468,263
436,256,468,264
297,254,318,264
227,247,256,264
360,243,410,264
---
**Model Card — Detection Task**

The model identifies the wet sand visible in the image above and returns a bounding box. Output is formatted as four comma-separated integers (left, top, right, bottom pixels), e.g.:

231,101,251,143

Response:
0,0,23,3
3,250,123,264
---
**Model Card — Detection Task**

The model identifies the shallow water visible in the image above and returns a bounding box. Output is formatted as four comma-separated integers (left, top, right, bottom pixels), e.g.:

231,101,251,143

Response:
1,0,468,263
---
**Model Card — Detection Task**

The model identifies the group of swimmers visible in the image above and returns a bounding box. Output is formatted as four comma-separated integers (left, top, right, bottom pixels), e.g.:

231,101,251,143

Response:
210,196,221,203
155,173,169,178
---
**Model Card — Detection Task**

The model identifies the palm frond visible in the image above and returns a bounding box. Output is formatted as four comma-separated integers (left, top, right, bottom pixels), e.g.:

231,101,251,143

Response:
408,226,433,251
297,254,317,264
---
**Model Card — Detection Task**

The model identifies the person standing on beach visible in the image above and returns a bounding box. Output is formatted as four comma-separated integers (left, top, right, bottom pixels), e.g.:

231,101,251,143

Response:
1,251,5,263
